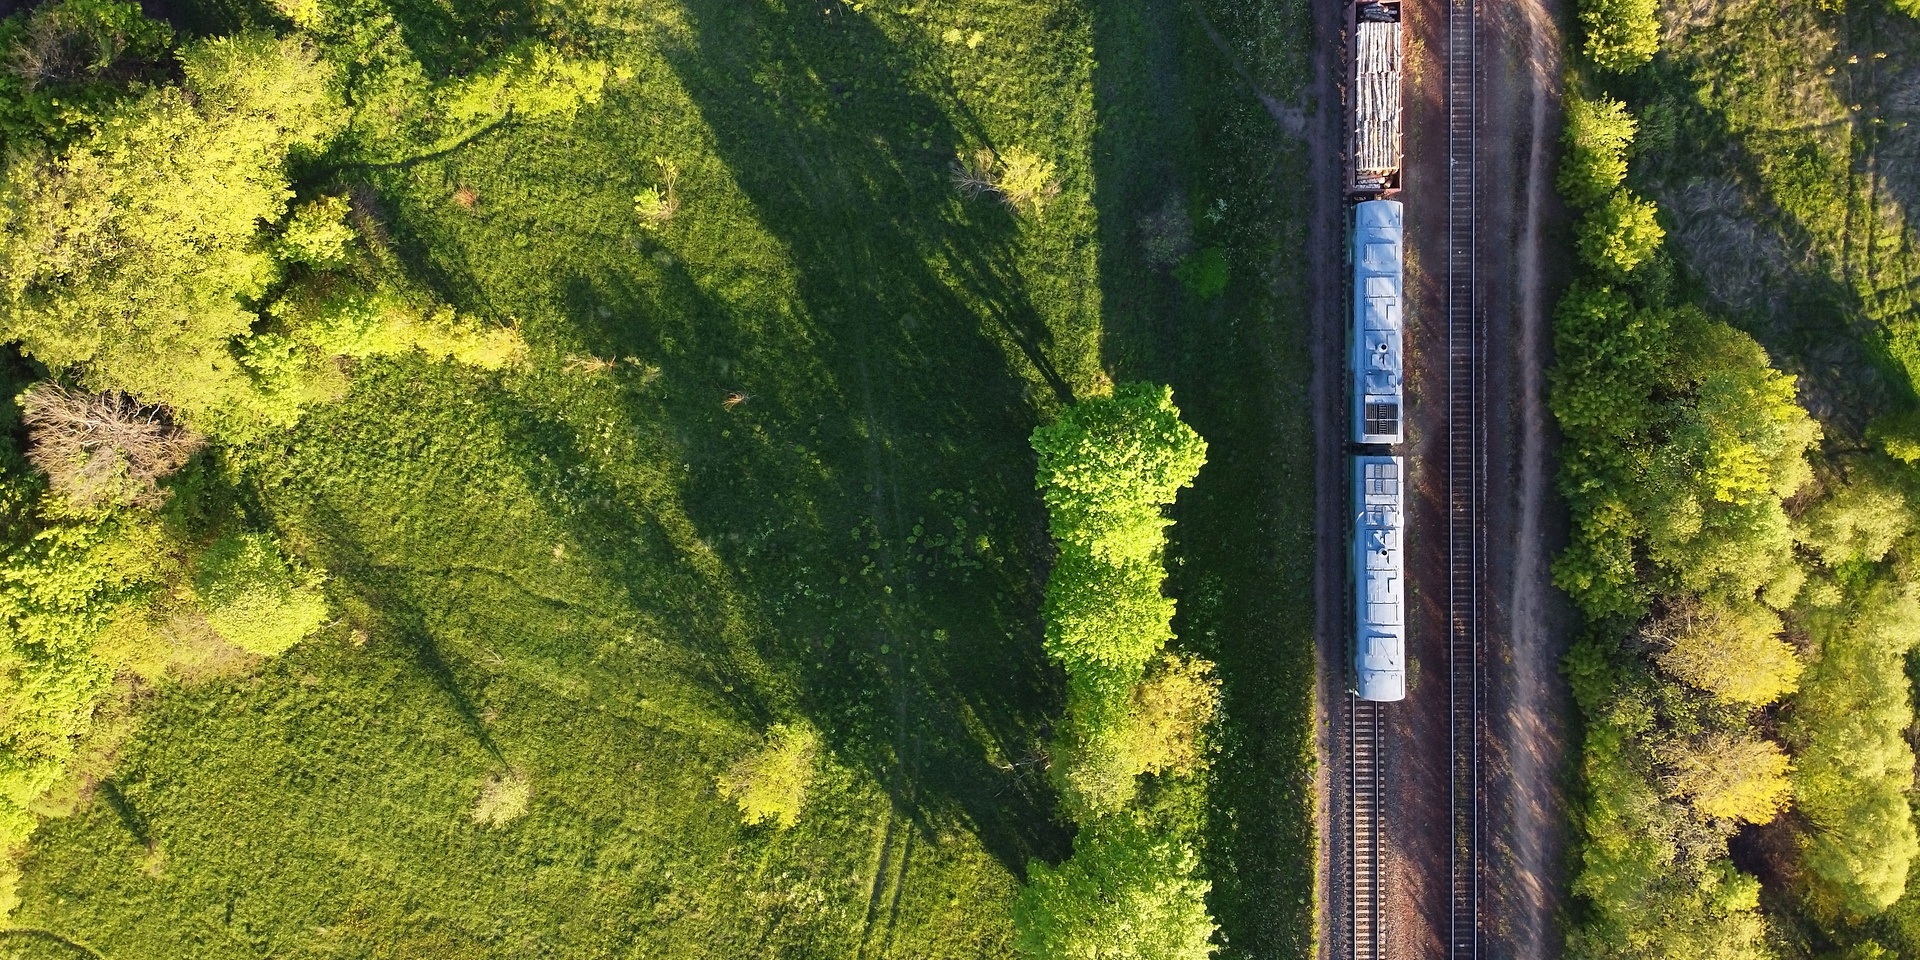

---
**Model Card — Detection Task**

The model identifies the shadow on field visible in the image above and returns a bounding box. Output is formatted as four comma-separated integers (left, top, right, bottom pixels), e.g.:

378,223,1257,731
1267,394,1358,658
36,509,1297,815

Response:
495,0,1076,873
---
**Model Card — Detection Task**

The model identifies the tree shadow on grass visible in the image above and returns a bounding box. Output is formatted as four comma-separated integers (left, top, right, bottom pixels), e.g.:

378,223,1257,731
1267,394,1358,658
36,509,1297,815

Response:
513,0,1085,873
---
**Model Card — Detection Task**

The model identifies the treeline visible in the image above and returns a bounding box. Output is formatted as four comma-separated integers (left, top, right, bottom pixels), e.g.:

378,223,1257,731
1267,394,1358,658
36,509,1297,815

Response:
1013,383,1219,960
0,0,602,914
1556,2,1920,957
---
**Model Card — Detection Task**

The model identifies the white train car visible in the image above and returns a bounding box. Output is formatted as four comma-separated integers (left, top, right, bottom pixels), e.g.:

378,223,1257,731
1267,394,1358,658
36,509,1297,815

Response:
1353,455,1405,702
1351,200,1404,446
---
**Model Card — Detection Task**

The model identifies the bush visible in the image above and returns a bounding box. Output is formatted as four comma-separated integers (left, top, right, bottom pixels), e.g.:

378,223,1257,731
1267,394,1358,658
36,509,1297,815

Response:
1559,93,1637,209
193,531,328,656
1575,190,1664,276
1014,819,1216,960
952,146,1062,215
716,722,819,828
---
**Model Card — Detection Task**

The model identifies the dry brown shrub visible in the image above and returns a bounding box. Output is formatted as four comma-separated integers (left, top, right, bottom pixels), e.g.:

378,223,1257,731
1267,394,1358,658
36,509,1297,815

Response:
20,384,204,510
453,185,481,209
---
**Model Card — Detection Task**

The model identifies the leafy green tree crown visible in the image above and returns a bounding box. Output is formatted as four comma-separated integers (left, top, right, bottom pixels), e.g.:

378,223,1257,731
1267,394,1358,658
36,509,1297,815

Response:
1014,819,1217,960
1031,382,1207,565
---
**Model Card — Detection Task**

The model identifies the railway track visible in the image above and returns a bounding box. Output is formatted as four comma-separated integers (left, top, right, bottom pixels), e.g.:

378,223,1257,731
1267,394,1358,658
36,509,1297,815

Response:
1350,696,1383,960
1444,0,1483,952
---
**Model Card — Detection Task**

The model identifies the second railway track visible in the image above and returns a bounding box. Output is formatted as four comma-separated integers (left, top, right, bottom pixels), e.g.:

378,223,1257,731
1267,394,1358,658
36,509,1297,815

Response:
1445,0,1483,952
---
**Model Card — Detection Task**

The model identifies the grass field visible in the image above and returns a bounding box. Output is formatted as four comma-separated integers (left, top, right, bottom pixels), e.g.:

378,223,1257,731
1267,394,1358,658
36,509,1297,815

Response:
2,0,1317,955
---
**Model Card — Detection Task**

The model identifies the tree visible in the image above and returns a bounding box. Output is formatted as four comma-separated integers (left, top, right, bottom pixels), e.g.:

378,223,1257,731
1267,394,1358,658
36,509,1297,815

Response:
1031,382,1207,565
1666,732,1792,824
716,722,819,828
1796,477,1909,567
1651,599,1801,706
0,0,174,148
1576,190,1665,276
1043,546,1176,675
1580,0,1659,72
1560,93,1637,209
1014,819,1217,960
0,32,344,434
194,531,328,656
1788,585,1920,917
19,384,204,510
1052,655,1222,816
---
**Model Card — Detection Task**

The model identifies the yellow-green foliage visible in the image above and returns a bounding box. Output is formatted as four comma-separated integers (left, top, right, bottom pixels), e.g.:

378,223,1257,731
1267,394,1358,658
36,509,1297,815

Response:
1032,383,1207,566
1560,93,1637,209
279,195,356,268
1042,547,1175,675
193,531,328,657
1580,0,1659,71
1652,599,1801,706
1788,585,1920,917
1568,722,1772,960
1575,190,1664,276
716,722,820,828
0,32,343,432
1014,819,1216,960
0,498,175,916
1796,477,1909,568
436,41,609,128
1666,732,1792,824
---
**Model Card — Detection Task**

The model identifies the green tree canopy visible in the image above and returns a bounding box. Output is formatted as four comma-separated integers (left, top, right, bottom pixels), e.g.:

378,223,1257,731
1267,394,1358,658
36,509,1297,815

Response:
1031,382,1207,565
1580,0,1660,72
1796,476,1910,568
0,32,343,433
1014,819,1217,960
1651,598,1801,706
1666,732,1792,825
1788,585,1920,917
1560,93,1638,209
1576,190,1665,276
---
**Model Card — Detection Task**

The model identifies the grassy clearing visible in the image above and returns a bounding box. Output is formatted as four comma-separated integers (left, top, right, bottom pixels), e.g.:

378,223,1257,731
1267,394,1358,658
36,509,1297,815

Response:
2,0,1316,953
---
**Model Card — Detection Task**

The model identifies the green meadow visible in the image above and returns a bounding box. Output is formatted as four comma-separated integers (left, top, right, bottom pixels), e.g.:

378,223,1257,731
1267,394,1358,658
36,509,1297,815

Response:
0,0,1316,955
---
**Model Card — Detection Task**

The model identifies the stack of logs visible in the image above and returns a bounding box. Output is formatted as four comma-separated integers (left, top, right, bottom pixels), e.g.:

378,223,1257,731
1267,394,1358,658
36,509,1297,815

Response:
1354,20,1402,176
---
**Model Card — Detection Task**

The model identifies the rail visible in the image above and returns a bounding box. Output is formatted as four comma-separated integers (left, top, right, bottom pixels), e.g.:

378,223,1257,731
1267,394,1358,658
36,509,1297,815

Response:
1351,695,1383,960
1445,0,1482,952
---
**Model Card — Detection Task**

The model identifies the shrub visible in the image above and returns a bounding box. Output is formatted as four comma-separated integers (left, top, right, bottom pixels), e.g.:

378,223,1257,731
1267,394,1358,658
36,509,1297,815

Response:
1173,247,1229,299
1014,819,1216,960
1580,0,1659,72
952,146,1061,215
1137,195,1194,268
193,531,328,656
1575,190,1664,276
716,722,819,828
19,384,204,510
471,768,531,827
1559,93,1637,209
633,157,680,229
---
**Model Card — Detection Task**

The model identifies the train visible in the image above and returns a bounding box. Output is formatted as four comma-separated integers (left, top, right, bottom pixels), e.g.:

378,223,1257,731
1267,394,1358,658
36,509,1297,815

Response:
1348,0,1406,703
